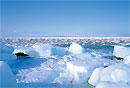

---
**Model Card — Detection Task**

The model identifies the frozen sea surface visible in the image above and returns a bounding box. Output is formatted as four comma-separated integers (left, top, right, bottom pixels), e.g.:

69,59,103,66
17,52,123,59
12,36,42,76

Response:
0,37,130,88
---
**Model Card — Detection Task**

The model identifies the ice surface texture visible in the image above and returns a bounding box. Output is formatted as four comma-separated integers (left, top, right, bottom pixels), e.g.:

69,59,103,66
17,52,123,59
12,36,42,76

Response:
1,41,130,88
88,45,130,88
69,42,84,54
0,61,17,88
0,45,16,65
113,45,130,58
89,62,130,87
124,56,130,64
96,81,130,88
0,45,14,53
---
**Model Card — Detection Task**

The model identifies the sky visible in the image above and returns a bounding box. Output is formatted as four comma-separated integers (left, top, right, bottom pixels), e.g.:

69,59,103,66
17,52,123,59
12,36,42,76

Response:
0,0,130,37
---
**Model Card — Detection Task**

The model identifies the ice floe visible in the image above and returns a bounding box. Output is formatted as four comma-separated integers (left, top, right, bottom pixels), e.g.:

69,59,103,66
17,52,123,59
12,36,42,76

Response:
1,38,130,88
69,42,84,54
66,59,104,83
88,67,104,86
32,43,52,57
113,45,130,58
89,63,130,87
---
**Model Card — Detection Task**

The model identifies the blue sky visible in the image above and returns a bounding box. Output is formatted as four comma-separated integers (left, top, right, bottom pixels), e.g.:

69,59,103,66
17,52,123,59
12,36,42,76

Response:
1,0,130,37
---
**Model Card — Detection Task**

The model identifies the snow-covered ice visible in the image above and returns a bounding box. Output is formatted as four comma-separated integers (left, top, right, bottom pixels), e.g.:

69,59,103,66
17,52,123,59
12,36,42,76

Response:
113,45,130,58
88,67,104,86
96,81,130,88
89,63,130,87
69,42,84,54
66,59,104,83
32,43,52,57
100,64,130,82
0,37,130,88
17,69,59,83
124,56,130,64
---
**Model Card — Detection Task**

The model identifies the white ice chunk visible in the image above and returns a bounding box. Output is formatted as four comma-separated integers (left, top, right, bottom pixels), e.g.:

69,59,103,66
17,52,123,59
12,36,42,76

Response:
89,63,130,87
113,45,130,58
100,64,130,82
124,56,130,64
67,61,88,83
111,68,129,82
66,60,103,83
25,49,39,57
69,42,83,54
0,61,17,88
88,67,103,86
96,81,130,88
32,43,52,57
